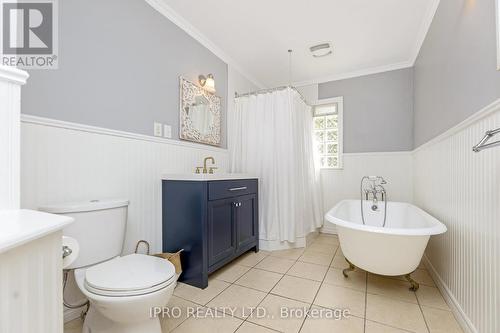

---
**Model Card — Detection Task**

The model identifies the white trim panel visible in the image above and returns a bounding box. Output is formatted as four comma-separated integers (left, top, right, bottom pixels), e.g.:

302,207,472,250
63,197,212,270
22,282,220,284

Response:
413,101,500,333
21,115,228,153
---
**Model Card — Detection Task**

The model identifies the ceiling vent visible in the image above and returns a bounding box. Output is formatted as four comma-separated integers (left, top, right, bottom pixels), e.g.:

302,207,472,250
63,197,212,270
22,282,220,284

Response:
309,43,332,58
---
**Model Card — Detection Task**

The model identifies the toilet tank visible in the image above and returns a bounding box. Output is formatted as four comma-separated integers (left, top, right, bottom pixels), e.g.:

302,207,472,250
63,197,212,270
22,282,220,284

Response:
39,199,129,269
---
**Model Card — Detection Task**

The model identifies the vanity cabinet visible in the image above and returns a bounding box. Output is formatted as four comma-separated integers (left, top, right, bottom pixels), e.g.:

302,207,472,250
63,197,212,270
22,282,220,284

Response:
162,178,258,288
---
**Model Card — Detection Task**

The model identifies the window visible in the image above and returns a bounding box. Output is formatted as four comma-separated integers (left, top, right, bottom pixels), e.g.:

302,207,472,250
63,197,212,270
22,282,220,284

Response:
313,97,343,169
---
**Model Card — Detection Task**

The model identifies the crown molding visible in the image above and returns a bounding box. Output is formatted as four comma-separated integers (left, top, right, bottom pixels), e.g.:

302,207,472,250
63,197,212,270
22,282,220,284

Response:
144,0,439,89
0,66,29,85
408,0,440,64
144,0,266,89
293,60,413,87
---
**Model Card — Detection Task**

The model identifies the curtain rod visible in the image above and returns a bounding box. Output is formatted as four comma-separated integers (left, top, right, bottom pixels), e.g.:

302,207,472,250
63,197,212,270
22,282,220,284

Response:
234,85,309,105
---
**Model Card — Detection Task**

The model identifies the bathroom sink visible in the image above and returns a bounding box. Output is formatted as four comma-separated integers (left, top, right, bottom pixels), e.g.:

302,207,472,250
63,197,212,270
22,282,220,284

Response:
161,173,258,181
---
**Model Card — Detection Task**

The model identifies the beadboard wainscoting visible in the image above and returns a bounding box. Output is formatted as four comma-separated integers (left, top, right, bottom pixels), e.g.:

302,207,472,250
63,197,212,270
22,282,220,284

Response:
413,99,500,333
20,115,230,254
20,116,230,321
320,151,414,233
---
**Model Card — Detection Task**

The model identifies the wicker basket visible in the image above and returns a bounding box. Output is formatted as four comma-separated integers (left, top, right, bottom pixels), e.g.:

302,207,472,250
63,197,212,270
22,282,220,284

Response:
134,240,183,274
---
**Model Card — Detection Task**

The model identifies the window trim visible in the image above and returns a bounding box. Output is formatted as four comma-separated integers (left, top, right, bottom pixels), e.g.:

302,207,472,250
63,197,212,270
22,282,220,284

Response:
312,96,343,169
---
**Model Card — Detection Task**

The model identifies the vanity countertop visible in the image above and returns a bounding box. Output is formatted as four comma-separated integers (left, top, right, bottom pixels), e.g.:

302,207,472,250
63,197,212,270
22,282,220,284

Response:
0,209,73,254
162,173,258,181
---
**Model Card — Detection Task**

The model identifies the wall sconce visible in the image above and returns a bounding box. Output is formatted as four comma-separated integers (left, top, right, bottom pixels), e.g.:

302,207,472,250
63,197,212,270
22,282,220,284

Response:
198,74,216,93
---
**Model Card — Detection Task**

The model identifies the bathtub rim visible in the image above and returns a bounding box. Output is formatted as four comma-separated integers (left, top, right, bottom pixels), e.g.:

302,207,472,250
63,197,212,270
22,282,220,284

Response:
325,199,447,236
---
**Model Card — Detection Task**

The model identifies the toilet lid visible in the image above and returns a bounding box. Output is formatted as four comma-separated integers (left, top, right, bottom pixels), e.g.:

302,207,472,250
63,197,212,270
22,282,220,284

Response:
85,254,175,294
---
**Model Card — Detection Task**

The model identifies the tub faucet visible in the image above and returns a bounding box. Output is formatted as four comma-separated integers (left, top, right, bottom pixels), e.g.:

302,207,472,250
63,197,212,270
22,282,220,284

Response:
360,176,388,226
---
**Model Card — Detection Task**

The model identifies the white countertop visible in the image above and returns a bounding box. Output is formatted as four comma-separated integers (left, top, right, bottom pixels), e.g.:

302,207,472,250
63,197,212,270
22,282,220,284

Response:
0,209,73,254
162,173,258,181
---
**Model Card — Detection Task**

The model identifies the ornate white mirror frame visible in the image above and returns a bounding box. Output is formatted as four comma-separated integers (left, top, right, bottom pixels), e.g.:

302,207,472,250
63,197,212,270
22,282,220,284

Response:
179,76,221,146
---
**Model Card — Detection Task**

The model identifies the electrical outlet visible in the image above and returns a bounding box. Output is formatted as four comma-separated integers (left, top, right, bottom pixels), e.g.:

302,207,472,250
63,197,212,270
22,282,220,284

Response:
154,122,163,137
163,124,172,138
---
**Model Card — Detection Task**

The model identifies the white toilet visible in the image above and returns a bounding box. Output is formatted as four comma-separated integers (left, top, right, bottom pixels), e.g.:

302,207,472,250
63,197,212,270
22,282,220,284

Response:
40,199,177,333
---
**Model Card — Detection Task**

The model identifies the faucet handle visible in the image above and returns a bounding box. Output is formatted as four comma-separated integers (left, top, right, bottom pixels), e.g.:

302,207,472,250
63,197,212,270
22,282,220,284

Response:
195,167,202,174
208,167,218,174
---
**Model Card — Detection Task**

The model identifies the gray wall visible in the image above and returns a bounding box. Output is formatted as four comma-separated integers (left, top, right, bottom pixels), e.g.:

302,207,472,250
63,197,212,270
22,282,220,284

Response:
318,68,414,153
413,0,500,147
21,0,228,146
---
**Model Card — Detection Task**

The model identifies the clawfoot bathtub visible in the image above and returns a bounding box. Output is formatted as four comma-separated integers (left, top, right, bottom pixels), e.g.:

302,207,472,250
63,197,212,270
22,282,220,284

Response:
325,200,446,290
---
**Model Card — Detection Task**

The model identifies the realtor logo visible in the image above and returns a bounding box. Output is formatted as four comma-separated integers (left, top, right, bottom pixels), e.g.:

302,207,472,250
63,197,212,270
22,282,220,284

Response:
1,0,58,69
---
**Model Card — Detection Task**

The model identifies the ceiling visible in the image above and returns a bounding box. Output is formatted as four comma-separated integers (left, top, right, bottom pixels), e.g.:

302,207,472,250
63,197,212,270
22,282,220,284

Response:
153,0,439,88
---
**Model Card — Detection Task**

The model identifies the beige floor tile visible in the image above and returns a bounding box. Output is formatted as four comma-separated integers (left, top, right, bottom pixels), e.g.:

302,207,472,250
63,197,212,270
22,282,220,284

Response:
235,268,283,292
207,284,267,319
235,251,269,267
306,242,338,255
313,236,340,246
298,250,333,266
286,261,329,282
269,248,305,260
255,256,296,273
421,306,463,333
248,294,309,333
271,275,321,303
174,279,230,305
236,321,279,333
390,269,436,287
173,310,243,333
211,264,251,283
160,296,199,332
300,309,363,333
313,284,365,318
64,318,83,333
416,285,449,310
411,269,435,287
365,320,412,333
330,252,348,269
367,274,418,303
366,294,427,333
323,268,366,292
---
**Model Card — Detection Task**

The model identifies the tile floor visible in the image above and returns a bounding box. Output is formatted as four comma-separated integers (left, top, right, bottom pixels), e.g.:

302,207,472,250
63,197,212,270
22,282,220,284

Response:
64,234,464,333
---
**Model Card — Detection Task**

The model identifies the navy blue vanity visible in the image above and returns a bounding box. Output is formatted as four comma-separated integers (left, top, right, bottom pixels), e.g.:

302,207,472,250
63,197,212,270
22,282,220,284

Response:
162,176,259,288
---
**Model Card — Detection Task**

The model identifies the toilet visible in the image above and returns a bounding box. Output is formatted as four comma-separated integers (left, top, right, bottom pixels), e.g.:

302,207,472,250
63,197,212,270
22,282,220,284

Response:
40,199,177,333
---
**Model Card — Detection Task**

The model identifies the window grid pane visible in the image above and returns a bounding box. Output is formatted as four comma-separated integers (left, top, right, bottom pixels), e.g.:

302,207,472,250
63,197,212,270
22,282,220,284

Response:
313,113,340,168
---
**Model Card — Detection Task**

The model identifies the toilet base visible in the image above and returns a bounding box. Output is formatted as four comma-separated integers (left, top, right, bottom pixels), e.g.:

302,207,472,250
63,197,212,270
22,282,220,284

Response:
82,306,162,333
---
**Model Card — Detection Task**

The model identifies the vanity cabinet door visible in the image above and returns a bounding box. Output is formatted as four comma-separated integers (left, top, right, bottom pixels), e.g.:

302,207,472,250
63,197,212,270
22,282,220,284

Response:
236,194,258,251
207,198,236,266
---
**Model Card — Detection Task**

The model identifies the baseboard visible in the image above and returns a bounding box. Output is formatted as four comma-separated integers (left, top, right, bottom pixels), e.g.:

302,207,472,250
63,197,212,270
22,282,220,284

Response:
422,255,478,333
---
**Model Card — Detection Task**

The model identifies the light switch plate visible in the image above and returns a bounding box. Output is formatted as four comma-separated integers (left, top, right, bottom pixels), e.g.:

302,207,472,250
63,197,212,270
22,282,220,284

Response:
163,124,172,138
154,122,163,137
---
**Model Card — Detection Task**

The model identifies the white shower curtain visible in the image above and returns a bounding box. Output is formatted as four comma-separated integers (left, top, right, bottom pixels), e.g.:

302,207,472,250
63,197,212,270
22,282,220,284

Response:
228,87,323,243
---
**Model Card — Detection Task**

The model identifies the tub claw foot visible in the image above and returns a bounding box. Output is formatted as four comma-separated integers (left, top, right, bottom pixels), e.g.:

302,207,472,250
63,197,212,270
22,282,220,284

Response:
342,258,355,278
404,274,419,291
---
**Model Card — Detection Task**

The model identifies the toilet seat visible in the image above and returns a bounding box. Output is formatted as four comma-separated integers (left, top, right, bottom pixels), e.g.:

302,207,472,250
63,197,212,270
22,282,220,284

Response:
84,254,176,297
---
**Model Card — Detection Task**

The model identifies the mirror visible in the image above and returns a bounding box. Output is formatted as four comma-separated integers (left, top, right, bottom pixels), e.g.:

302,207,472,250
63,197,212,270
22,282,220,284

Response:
179,77,221,146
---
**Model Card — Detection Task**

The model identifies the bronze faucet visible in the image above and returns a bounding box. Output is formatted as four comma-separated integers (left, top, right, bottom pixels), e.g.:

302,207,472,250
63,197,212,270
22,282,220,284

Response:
195,156,217,174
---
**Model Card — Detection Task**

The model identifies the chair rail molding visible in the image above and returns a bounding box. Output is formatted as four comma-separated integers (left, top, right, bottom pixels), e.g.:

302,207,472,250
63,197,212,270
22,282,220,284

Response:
0,66,29,210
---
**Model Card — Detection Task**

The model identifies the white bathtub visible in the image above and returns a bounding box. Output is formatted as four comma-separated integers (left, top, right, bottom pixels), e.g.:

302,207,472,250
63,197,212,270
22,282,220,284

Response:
325,200,446,276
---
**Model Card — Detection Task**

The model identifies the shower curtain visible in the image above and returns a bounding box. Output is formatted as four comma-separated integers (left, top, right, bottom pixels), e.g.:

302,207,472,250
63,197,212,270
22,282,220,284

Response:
228,87,323,243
